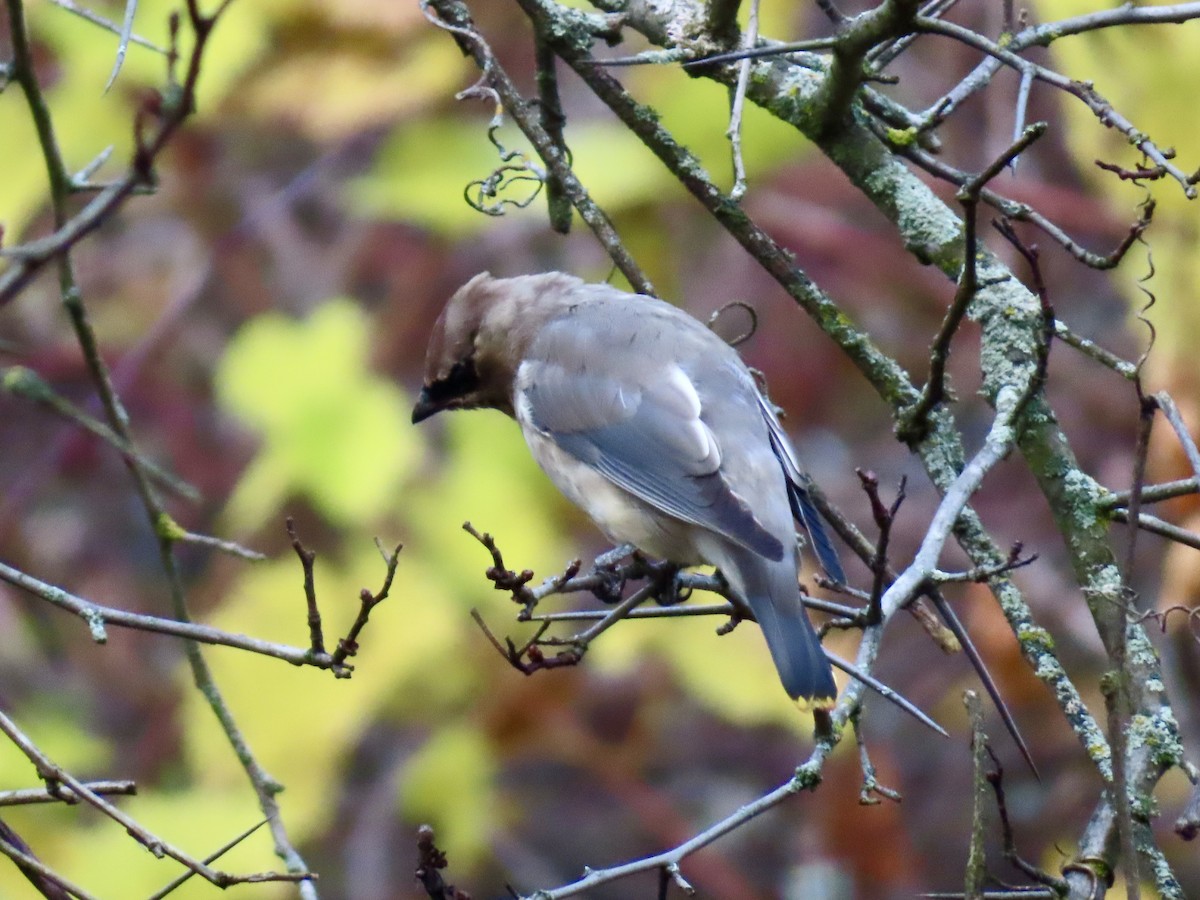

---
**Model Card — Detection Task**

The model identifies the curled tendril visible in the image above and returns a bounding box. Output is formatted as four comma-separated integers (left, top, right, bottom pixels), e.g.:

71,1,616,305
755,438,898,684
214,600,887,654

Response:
464,166,545,216
462,118,547,216
458,85,549,216
707,300,758,347
1131,194,1157,385
420,0,549,219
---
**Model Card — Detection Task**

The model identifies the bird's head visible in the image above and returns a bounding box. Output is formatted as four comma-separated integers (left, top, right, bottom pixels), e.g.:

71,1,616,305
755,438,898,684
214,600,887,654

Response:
412,271,583,423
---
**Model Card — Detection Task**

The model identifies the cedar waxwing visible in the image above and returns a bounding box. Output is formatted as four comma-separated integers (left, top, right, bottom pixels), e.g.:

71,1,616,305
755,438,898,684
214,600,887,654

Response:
412,272,841,706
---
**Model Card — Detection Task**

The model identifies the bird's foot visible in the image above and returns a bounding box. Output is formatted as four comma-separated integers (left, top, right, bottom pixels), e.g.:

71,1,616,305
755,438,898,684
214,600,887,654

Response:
592,543,636,605
644,559,690,606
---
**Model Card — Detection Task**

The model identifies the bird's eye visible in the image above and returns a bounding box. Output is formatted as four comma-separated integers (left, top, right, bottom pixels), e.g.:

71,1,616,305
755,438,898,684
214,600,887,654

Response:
427,357,481,403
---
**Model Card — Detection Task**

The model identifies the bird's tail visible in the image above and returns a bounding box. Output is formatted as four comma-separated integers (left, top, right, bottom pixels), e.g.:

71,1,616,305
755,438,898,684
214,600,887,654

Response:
718,545,837,707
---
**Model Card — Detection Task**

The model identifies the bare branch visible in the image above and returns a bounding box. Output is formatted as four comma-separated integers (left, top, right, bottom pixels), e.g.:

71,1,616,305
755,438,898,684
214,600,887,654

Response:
0,781,137,807
913,16,1196,196
1105,477,1200,509
0,708,307,888
0,558,375,674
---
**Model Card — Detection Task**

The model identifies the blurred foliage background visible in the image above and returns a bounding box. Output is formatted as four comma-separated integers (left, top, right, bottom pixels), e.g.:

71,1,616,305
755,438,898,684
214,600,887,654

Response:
1,0,1199,897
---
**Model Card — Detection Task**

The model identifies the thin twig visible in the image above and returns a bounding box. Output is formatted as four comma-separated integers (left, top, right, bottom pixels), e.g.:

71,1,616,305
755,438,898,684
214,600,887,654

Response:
174,527,266,561
913,16,1196,197
964,691,988,899
0,832,93,900
1,365,199,501
986,749,1068,890
1108,510,1200,552
0,559,358,672
898,122,1048,446
884,127,1155,270
1053,322,1139,377
0,0,235,304
287,518,325,656
725,0,759,200
916,1,1200,132
1105,477,1200,509
1154,392,1200,489
869,0,962,69
0,780,136,807
330,537,402,667
0,707,302,887
851,707,903,804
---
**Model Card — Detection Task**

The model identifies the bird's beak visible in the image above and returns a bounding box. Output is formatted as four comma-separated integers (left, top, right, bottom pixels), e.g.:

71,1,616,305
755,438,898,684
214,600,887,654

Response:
411,388,441,424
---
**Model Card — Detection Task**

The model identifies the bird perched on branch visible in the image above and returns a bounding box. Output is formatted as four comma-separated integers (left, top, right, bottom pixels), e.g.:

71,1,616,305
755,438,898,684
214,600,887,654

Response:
413,272,842,707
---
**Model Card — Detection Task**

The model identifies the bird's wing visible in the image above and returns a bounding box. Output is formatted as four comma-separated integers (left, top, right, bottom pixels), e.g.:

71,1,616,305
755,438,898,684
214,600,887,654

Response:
755,391,846,583
519,309,783,561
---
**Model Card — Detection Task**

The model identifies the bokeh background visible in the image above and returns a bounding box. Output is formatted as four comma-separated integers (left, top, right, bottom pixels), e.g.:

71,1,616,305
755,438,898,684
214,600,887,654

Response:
1,0,1199,896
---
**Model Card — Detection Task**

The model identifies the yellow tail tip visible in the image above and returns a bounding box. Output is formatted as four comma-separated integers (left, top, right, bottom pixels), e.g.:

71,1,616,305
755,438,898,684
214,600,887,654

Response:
794,693,837,712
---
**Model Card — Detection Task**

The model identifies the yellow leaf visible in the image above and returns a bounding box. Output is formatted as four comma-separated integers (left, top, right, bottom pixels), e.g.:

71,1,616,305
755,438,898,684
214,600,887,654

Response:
182,542,473,833
241,36,466,141
215,298,417,529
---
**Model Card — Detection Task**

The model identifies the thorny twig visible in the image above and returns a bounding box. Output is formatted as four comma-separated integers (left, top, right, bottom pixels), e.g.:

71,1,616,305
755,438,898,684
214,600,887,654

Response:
910,15,1199,197
47,0,166,54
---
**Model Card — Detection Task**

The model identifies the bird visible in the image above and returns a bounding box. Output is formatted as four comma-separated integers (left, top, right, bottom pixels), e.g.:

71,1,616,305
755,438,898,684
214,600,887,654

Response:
412,271,842,706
